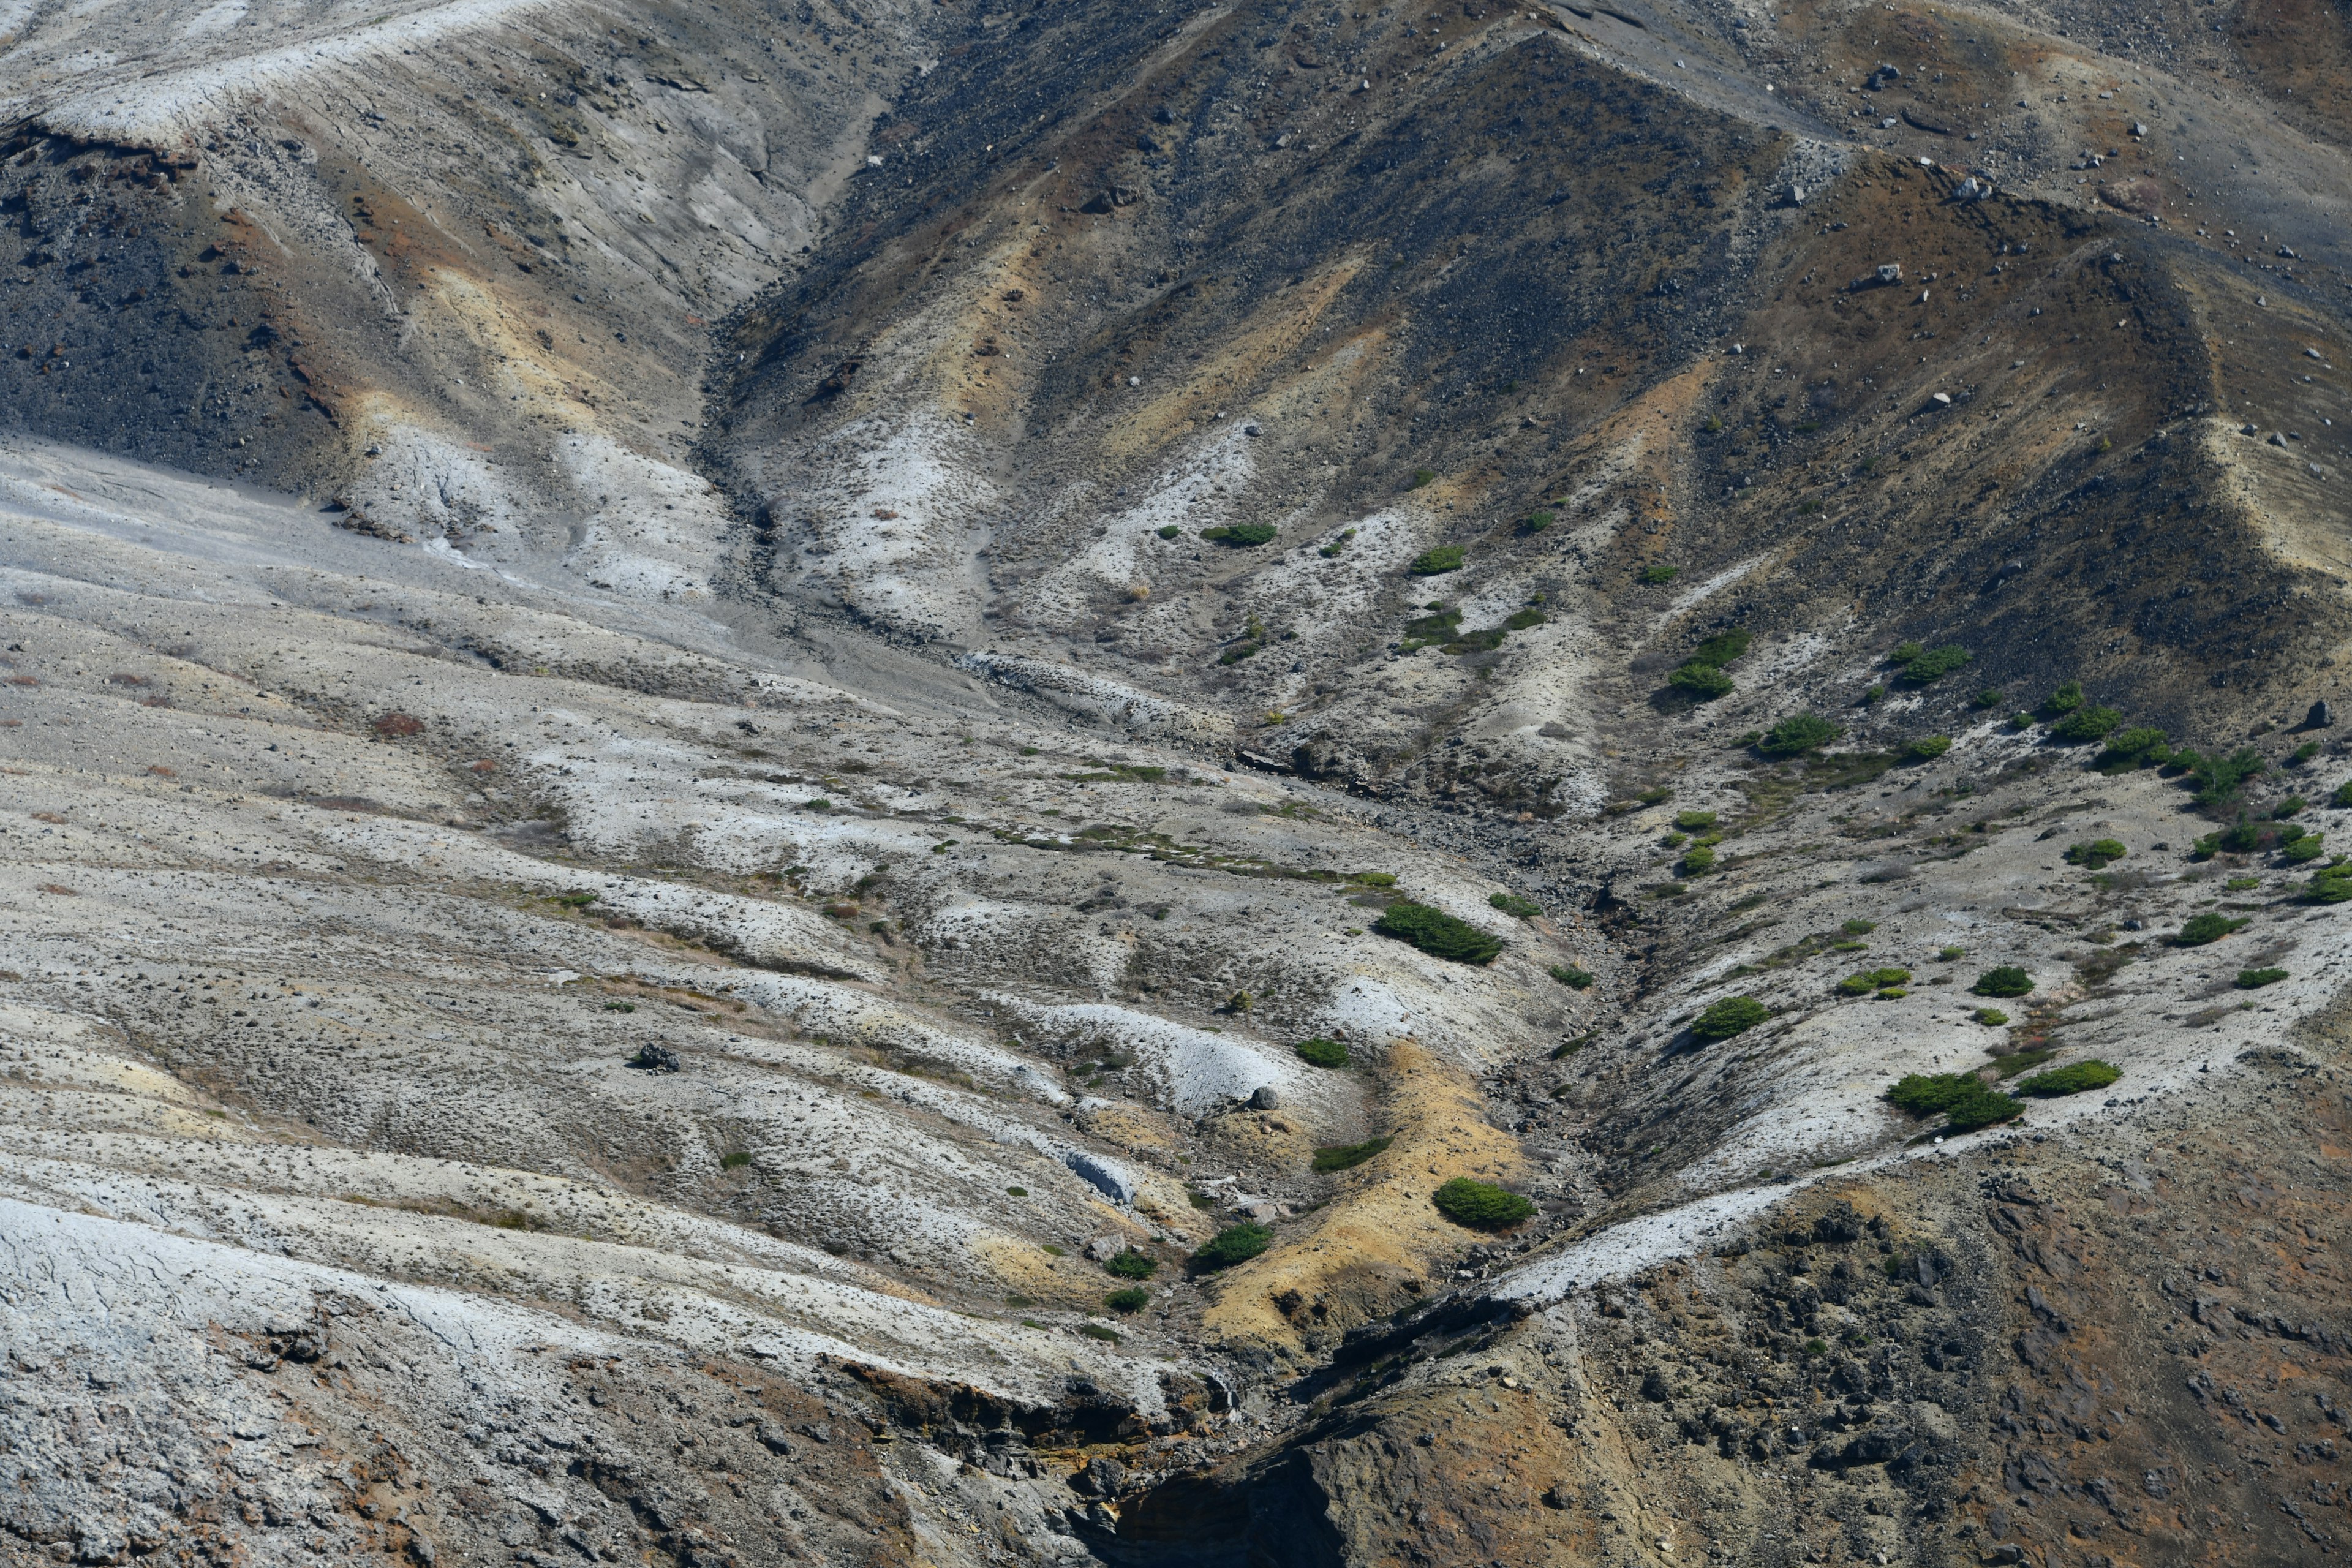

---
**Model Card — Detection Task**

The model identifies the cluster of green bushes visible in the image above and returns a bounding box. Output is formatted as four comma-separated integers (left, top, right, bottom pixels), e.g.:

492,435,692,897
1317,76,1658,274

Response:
1373,901,1503,963
1432,1178,1535,1229
1757,713,1842,756
1885,1072,2022,1131
1202,522,1279,547
1669,627,1751,703
1691,996,1769,1041
2064,838,2127,870
1888,641,1972,686
1409,545,1466,576
1192,1223,1273,1270
2193,812,2326,864
1489,891,1542,919
1398,606,1463,651
1836,967,1912,997
2310,861,2352,903
1901,735,1953,761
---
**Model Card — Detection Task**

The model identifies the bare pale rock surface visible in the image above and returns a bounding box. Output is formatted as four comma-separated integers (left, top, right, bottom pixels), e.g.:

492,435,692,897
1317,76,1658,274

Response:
6,0,2352,1564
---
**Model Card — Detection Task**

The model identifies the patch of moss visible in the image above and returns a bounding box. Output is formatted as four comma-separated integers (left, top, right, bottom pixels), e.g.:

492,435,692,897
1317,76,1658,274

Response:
1294,1036,1351,1068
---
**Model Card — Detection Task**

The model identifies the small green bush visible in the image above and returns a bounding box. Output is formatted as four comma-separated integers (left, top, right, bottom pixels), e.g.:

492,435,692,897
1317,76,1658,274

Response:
1374,901,1504,963
1503,607,1547,631
1295,1036,1351,1068
2041,680,2085,717
1104,1250,1158,1280
1432,1177,1536,1230
1886,1072,1981,1116
2309,867,2352,903
1550,963,1596,989
720,1152,752,1170
1680,845,1717,875
2176,913,2250,946
1313,1135,1394,1173
1939,945,1967,961
1842,918,1877,935
2192,747,2267,806
1675,810,1718,831
1972,1007,2010,1026
1760,713,1842,755
2064,839,2127,869
2052,705,2122,744
1639,564,1679,585
1692,629,1752,667
1156,524,1182,539
1193,1223,1274,1270
2237,967,2289,989
2013,1060,2122,1098
2294,741,2321,764
2333,780,2352,809
2218,816,2264,853
2275,796,2308,818
1202,522,1278,546
1489,891,1542,919
1521,511,1555,533
2095,725,2171,773
1006,1186,1028,1197
1352,871,1398,888
1889,641,1925,665
1973,687,2003,709
1409,467,1437,489
1902,735,1953,761
1106,1287,1151,1314
1691,996,1770,1041
2283,833,2326,864
1079,1322,1122,1342
1942,1082,2025,1131
1972,966,2035,997
1409,545,1466,576
1837,967,1912,995
1901,644,1973,685
1669,662,1735,699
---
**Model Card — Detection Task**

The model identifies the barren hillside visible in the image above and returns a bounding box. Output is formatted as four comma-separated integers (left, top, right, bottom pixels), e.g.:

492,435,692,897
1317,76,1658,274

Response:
5,1,2352,1565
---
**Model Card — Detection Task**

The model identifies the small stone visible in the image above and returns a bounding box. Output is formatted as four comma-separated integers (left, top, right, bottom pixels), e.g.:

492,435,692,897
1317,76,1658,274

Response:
1248,1085,1282,1110
1875,263,1902,284
628,1044,682,1072
2309,699,2334,729
1084,1234,1123,1262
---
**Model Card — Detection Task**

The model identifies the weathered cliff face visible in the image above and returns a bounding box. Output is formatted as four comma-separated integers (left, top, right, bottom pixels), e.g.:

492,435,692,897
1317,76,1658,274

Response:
6,0,2352,1565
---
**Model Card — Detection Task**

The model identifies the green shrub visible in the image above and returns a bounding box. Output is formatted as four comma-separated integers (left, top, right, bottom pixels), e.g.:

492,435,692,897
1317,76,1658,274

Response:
2094,725,2171,772
2283,833,2326,864
1313,1135,1393,1173
1669,662,1735,699
1079,1322,1122,1342
1675,810,1718,831
1106,1287,1151,1314
1973,687,2003,709
2275,796,2308,818
1006,1186,1028,1197
1691,996,1770,1041
1192,1223,1273,1270
1942,1082,2026,1131
1861,685,1887,704
2064,839,2127,869
2041,680,2085,717
1972,966,2035,997
1692,629,1752,667
2192,747,2267,806
1639,564,1679,585
1503,607,1547,631
2334,780,2352,809
1156,524,1182,539
2309,867,2352,903
1939,945,1967,960
1972,1008,2009,1026
1680,845,1717,875
1373,901,1504,963
1399,607,1463,648
1218,642,1261,665
1202,522,1278,546
1550,963,1596,989
1760,713,1842,755
1409,467,1437,489
2052,705,2122,744
1842,918,1877,935
1295,1036,1351,1068
1521,511,1555,533
1104,1250,1158,1280
2294,741,2321,764
1837,967,1912,995
1351,871,1398,888
1901,644,1973,685
2237,967,2289,989
1489,891,1542,919
1432,1177,1536,1229
1886,1072,1981,1116
2014,1060,2122,1097
2176,913,2250,946
1409,545,1466,576
720,1152,752,1170
2218,816,2264,853
1888,640,1925,665
1902,735,1953,761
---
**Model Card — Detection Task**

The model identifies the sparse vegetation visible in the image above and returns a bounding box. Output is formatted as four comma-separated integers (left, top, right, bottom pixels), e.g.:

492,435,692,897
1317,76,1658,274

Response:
2051,705,2122,744
2176,912,2250,946
1431,1177,1536,1229
1409,467,1437,489
1692,629,1752,667
2190,747,2267,807
1550,963,1596,989
1294,1036,1351,1068
1691,996,1769,1041
2014,1060,2122,1097
1639,564,1679,585
1675,810,1718,831
2309,864,2352,903
1202,522,1278,546
1409,545,1466,576
1078,1322,1121,1342
1842,919,1877,935
1759,713,1841,756
1836,967,1912,995
2334,780,2352,809
1972,967,2035,997
2064,839,2127,870
720,1152,752,1170
2095,726,2173,773
1193,1223,1274,1270
1520,510,1555,534
1489,891,1542,919
1942,1083,2026,1131
1373,901,1504,963
1902,735,1952,761
2237,967,2289,989
1973,687,2003,709
1313,1135,1394,1172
